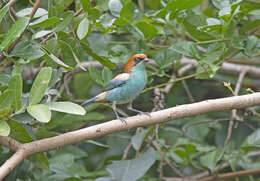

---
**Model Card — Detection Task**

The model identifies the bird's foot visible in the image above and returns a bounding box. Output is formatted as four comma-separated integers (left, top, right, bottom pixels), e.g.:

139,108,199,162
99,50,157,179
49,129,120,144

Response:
117,116,127,125
136,110,152,118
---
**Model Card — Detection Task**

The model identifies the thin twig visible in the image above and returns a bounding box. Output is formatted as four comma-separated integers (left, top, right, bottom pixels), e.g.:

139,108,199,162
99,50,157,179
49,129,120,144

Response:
224,70,247,146
29,0,42,19
152,141,184,178
122,142,132,160
74,8,83,17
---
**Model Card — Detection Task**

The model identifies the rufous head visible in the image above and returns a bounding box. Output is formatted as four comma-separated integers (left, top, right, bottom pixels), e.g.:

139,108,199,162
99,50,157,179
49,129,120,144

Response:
124,54,149,72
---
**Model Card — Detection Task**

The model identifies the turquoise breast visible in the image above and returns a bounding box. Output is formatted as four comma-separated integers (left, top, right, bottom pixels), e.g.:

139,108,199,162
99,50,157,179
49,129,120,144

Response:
106,64,147,104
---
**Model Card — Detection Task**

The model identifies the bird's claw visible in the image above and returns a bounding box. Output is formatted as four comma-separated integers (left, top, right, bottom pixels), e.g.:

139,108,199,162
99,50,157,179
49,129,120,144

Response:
118,117,127,125
138,111,152,118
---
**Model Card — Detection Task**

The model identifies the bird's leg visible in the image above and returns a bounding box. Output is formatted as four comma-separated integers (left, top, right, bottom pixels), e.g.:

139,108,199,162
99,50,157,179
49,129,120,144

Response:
112,102,127,125
127,101,151,117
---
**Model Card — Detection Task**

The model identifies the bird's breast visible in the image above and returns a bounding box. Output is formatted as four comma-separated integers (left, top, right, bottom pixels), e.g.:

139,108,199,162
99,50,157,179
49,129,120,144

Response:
106,67,147,104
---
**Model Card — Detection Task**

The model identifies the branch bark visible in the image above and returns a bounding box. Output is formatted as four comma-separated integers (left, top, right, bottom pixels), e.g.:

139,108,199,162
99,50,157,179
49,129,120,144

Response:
1,93,260,179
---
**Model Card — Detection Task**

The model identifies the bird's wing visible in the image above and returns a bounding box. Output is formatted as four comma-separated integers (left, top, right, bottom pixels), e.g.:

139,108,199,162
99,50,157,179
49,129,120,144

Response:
104,73,130,91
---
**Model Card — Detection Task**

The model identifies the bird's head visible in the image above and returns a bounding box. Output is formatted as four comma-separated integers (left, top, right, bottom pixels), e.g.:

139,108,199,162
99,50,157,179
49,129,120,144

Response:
124,53,149,72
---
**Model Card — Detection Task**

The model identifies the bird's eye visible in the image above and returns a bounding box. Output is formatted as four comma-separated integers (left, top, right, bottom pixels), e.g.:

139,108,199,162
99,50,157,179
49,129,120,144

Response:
134,57,143,62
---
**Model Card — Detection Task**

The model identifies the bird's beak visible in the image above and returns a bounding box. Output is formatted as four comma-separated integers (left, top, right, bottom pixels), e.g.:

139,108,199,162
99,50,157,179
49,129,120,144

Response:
143,58,149,62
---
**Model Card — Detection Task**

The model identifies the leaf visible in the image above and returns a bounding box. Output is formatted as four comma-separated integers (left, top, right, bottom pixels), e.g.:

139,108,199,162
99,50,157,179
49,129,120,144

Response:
88,66,104,87
200,148,224,171
56,0,74,13
0,17,30,51
42,47,73,70
249,9,260,16
131,129,149,151
8,119,34,142
10,41,44,60
30,15,61,28
102,67,113,86
0,91,13,118
8,75,22,112
170,41,201,59
77,18,89,40
241,128,260,152
108,0,122,18
107,148,156,181
81,0,91,12
166,0,203,11
16,7,48,18
80,41,116,69
0,120,10,136
135,21,158,40
55,11,74,32
183,15,219,41
154,48,181,69
86,140,110,148
120,2,134,22
45,102,86,115
29,67,52,105
27,104,51,123
33,30,53,39
0,3,9,24
0,73,10,86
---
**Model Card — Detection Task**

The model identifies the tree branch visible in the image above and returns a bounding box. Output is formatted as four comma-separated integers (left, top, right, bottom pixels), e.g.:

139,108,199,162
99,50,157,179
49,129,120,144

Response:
1,93,260,179
197,168,260,181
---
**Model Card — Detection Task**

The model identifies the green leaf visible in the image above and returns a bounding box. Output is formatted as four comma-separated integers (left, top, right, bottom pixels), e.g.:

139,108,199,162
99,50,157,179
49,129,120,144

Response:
42,47,73,70
200,148,224,171
55,11,74,32
107,148,156,181
33,30,53,39
0,3,9,24
241,128,260,152
249,9,260,16
45,102,86,115
166,0,203,11
131,129,149,151
0,17,30,51
77,18,89,40
170,41,201,59
8,75,22,112
0,120,10,136
0,91,13,118
102,67,113,86
88,66,104,87
108,0,122,18
32,152,49,170
16,8,48,18
81,0,91,12
184,15,219,41
30,16,61,28
135,21,158,40
29,67,52,105
27,104,51,123
154,47,181,69
86,140,110,148
10,41,44,60
8,119,34,142
0,73,10,86
56,0,74,13
80,41,116,69
120,2,134,22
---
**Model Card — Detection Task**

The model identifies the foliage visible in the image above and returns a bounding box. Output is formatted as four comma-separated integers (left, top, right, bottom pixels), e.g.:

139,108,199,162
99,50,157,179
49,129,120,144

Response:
0,0,260,180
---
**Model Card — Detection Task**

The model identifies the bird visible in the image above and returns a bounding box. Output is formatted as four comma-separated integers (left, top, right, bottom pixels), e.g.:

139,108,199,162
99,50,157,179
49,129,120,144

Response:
81,53,150,124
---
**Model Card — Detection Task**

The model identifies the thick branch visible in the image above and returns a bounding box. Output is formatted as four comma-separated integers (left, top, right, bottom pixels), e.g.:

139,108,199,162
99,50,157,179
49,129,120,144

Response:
0,136,21,151
1,93,260,179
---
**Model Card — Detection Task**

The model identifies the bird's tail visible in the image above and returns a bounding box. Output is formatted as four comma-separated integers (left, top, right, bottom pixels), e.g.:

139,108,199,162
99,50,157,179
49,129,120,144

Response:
81,92,108,106
81,97,97,106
